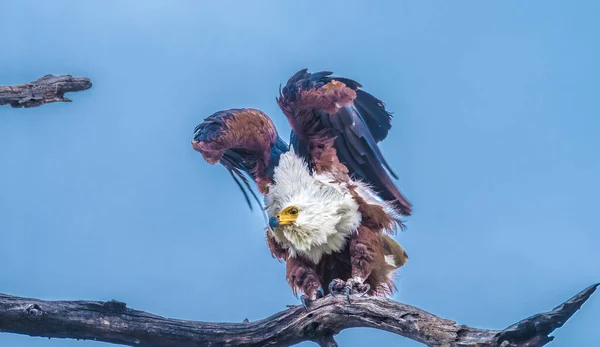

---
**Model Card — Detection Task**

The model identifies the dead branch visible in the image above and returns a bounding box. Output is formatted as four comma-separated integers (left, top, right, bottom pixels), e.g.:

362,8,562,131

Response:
0,75,91,108
0,283,596,347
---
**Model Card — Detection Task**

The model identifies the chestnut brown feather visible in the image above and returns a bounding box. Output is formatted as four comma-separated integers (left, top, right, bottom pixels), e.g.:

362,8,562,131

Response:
192,108,288,201
276,69,412,217
275,226,402,298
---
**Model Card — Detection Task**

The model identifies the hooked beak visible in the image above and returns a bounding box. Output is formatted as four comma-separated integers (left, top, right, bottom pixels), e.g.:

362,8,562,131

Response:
268,215,295,229
269,216,280,229
277,214,296,226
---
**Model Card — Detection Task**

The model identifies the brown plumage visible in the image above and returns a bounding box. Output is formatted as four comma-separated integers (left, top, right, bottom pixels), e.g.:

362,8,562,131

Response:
273,69,411,301
192,108,288,201
267,224,407,297
192,69,411,304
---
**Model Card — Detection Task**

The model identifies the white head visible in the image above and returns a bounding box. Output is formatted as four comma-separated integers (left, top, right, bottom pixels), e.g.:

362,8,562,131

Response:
265,151,361,263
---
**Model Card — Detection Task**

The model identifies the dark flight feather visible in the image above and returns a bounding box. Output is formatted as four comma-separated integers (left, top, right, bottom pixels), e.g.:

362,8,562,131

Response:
192,108,288,211
277,69,411,216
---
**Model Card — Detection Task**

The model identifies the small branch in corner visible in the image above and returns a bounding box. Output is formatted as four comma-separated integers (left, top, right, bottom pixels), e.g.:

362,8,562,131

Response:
0,74,92,108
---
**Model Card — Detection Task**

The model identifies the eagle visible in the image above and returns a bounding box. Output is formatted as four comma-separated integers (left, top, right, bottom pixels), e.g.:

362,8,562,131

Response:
192,69,411,307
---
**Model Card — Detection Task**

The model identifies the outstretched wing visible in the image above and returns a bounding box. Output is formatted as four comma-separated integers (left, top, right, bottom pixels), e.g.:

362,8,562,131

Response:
192,108,289,210
276,69,411,216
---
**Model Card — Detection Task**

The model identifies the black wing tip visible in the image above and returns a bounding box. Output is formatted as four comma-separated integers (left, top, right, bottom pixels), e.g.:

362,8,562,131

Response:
192,109,234,143
228,169,254,211
388,184,413,216
353,90,394,143
286,68,334,87
397,202,412,216
384,162,399,180
225,164,263,212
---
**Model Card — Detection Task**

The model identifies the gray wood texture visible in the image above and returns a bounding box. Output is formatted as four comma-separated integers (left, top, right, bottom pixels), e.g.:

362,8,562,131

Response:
0,75,91,108
0,283,596,347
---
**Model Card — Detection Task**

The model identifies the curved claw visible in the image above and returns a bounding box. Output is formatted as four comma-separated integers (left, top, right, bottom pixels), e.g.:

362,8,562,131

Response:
300,295,310,311
329,281,337,297
358,283,371,297
345,286,351,304
317,287,325,298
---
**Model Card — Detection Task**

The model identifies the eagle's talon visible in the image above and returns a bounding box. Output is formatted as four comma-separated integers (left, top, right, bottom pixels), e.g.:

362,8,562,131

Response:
341,277,371,303
328,278,345,297
328,278,368,302
358,283,371,297
300,295,311,311
300,289,324,311
317,287,325,298
345,286,352,304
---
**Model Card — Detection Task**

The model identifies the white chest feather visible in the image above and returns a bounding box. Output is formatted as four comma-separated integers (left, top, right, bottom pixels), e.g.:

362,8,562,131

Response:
264,151,361,264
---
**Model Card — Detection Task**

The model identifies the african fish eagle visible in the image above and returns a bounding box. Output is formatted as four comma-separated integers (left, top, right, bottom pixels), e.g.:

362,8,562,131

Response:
191,69,411,307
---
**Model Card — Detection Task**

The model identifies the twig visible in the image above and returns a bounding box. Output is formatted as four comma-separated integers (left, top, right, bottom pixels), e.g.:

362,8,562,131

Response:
0,74,92,108
0,283,596,347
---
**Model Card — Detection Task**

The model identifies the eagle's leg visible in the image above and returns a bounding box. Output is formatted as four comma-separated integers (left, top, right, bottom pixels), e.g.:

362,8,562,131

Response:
327,226,377,302
344,225,378,302
286,256,323,310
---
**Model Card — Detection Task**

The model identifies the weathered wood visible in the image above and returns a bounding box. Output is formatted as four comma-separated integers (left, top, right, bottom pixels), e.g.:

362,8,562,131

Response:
0,75,91,108
0,283,596,347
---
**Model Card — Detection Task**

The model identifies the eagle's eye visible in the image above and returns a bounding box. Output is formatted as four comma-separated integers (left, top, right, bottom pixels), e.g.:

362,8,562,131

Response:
289,207,298,215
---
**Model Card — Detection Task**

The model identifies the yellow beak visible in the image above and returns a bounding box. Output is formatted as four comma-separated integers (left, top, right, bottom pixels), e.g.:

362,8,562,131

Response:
273,206,300,227
276,214,297,226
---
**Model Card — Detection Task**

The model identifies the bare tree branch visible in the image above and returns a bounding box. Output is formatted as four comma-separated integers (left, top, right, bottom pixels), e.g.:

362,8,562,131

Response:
0,283,596,347
0,75,92,108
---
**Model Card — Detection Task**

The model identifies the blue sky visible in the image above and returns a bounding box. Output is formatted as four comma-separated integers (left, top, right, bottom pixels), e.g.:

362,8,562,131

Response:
1,1,598,346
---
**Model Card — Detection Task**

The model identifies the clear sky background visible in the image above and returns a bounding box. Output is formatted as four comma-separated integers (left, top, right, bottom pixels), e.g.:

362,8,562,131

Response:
1,1,598,346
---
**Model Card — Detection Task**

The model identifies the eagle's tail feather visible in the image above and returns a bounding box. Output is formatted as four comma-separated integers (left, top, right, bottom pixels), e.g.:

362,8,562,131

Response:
381,234,408,269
